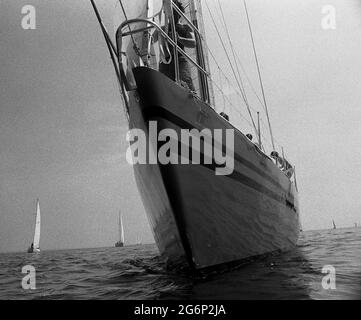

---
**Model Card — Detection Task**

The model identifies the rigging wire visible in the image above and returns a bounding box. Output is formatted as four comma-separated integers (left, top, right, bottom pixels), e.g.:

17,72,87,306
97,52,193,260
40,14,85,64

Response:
234,53,266,111
209,50,264,136
90,0,129,119
205,37,268,135
209,75,270,145
206,48,276,148
198,1,266,119
216,0,269,150
243,0,275,150
212,79,254,128
177,2,260,127
213,3,268,114
204,1,277,155
201,1,281,155
207,49,260,121
204,0,258,135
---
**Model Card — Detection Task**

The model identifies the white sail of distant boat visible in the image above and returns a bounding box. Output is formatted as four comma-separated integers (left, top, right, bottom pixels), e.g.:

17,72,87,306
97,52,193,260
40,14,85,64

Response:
332,220,336,230
120,212,125,244
28,199,41,253
115,211,125,247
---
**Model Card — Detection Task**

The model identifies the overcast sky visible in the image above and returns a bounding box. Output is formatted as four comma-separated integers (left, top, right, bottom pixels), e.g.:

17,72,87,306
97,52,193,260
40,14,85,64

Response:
1,0,361,253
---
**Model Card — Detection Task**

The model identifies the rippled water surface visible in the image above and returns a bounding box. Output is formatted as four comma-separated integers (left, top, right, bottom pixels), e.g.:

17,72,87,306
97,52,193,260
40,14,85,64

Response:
1,228,360,300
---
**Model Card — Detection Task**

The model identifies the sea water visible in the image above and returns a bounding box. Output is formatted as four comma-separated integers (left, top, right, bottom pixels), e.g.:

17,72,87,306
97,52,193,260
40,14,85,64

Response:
0,228,360,300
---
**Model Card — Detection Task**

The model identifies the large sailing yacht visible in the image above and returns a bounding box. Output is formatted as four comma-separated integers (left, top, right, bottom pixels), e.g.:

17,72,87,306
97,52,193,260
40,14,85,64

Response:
91,0,300,272
27,199,41,253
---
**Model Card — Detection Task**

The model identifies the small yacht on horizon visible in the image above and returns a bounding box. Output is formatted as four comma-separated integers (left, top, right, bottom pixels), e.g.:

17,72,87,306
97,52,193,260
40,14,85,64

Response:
27,199,41,253
115,211,125,247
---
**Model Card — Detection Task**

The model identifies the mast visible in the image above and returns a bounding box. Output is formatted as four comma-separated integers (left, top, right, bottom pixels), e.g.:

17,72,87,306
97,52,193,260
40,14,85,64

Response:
190,0,213,105
332,220,336,229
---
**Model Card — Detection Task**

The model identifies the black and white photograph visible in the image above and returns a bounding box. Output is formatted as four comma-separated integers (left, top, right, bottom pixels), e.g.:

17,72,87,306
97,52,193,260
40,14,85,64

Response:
0,0,361,305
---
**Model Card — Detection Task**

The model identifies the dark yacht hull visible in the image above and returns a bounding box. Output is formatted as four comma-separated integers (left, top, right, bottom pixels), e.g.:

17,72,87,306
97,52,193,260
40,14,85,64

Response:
115,242,124,247
127,67,300,271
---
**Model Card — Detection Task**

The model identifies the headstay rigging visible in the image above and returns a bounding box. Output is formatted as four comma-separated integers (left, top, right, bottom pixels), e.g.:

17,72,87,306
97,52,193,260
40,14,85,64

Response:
243,0,275,151
90,0,129,119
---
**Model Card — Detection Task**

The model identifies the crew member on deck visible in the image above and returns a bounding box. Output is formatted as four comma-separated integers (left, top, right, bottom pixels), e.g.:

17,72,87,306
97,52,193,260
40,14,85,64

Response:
156,0,196,91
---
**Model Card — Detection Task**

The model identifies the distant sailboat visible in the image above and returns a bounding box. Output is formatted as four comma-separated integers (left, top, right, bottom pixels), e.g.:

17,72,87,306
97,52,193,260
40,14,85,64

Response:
27,199,41,253
115,211,125,247
332,220,337,230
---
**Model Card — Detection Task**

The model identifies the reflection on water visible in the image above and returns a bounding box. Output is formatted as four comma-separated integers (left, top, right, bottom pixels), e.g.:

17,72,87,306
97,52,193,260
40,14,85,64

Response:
186,248,314,300
0,228,360,300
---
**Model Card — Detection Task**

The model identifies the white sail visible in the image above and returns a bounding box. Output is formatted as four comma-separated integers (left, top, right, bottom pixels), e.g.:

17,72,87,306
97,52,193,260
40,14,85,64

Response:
113,0,163,32
119,212,125,244
33,199,41,250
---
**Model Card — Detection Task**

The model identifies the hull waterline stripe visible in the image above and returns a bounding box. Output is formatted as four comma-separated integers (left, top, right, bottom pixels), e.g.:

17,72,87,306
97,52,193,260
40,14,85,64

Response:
142,106,296,210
